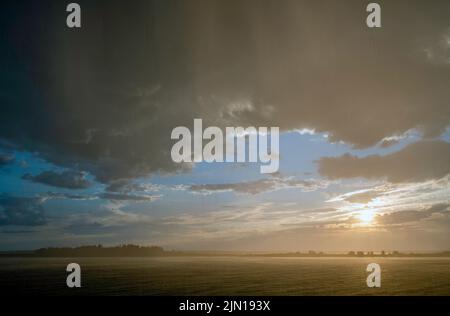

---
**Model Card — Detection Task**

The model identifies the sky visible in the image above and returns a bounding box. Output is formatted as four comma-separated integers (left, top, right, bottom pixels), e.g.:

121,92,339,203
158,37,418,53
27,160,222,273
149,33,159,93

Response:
0,0,449,251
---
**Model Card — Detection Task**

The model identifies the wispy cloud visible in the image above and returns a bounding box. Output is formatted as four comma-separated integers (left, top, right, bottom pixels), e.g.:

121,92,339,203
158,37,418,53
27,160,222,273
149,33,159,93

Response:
189,177,329,195
98,192,161,202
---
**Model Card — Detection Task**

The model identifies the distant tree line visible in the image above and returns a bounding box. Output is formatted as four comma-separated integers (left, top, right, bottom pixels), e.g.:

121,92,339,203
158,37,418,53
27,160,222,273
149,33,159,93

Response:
249,250,450,258
1,246,450,258
33,244,165,257
347,250,400,257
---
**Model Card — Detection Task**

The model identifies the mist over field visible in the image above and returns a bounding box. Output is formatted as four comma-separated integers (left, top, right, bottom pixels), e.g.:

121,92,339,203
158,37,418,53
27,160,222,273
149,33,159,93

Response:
1,257,450,295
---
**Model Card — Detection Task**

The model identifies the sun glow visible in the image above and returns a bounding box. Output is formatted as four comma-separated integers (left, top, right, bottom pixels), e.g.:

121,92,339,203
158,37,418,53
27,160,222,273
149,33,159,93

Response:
358,210,376,225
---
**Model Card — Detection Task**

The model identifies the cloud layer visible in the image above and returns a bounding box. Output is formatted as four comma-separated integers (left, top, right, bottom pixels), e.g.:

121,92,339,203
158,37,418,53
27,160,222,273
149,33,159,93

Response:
189,177,328,195
22,171,91,189
319,141,450,183
0,196,46,226
1,0,450,182
0,154,14,166
376,203,449,225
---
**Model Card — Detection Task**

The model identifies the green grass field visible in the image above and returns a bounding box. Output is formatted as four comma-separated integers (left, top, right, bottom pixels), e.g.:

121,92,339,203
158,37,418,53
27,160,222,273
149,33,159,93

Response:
1,257,450,295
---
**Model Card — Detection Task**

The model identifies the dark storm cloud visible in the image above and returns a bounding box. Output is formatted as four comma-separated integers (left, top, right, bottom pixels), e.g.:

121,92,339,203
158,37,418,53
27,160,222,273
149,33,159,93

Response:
1,0,450,182
0,196,47,226
318,140,450,183
22,170,91,189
